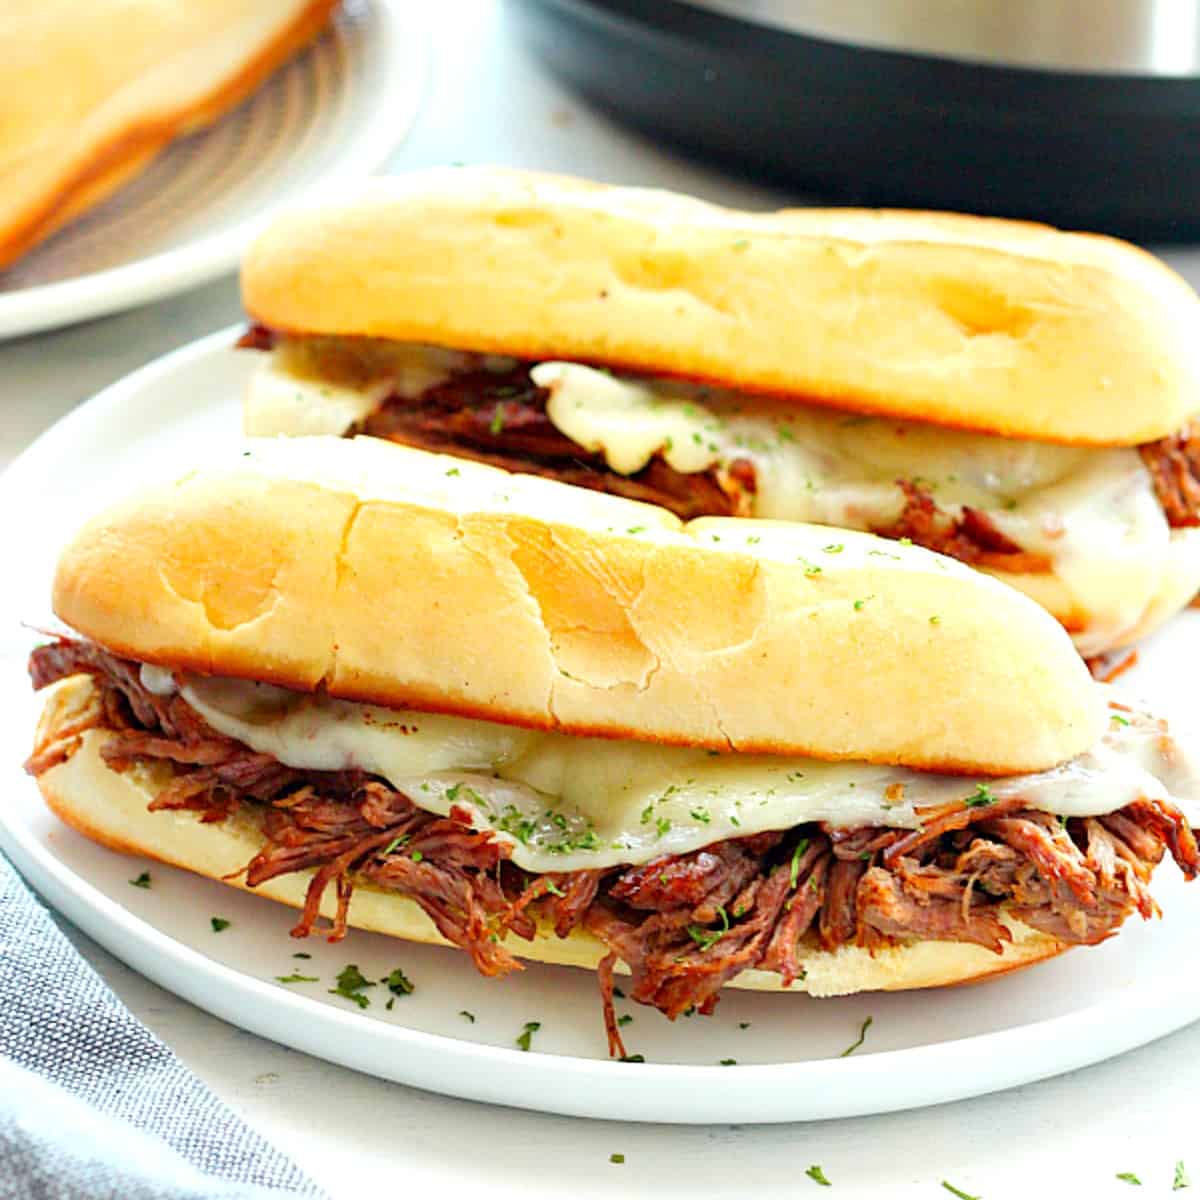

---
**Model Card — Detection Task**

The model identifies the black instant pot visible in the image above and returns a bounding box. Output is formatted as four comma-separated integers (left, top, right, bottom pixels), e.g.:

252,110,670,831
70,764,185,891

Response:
511,0,1200,238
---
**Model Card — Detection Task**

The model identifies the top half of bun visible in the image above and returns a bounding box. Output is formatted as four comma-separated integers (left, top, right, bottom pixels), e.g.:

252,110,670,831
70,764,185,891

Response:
0,1,338,269
50,436,1103,774
240,168,1200,447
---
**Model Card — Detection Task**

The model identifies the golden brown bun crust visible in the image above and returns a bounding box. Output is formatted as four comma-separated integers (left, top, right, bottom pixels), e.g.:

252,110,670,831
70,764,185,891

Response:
0,1,338,269
241,168,1200,446
32,679,1069,998
50,437,1103,774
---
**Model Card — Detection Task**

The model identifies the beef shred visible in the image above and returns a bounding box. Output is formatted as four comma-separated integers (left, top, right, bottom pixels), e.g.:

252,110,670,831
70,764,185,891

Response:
28,638,1199,1054
1140,420,1200,528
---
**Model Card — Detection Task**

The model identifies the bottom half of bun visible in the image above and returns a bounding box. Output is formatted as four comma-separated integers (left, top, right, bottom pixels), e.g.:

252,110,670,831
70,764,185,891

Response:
32,677,1067,999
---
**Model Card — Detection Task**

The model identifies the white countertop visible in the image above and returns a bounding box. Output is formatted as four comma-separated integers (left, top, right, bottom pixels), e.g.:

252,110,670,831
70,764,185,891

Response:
5,3,1200,1196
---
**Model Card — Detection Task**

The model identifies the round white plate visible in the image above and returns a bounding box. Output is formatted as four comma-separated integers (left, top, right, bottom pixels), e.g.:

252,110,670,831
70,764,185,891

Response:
3,329,1200,1123
0,2,424,341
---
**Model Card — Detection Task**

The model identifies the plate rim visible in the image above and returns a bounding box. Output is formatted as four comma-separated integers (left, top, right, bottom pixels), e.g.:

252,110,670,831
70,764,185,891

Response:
3,330,1200,1123
0,0,426,341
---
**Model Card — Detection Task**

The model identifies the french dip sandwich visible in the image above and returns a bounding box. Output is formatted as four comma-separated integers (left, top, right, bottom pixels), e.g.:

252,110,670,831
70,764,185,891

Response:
0,1,338,269
26,438,1200,1052
240,168,1200,656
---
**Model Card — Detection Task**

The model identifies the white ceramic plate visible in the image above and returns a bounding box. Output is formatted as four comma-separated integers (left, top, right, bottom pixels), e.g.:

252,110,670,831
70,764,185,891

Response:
0,2,424,341
3,329,1200,1123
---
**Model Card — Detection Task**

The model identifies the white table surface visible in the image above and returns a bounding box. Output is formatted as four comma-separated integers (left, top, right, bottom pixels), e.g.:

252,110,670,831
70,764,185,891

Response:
5,3,1200,1196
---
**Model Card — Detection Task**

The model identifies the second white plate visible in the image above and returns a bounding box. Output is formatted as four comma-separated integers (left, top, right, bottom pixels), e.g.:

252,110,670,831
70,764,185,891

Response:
3,329,1199,1123
0,1,424,340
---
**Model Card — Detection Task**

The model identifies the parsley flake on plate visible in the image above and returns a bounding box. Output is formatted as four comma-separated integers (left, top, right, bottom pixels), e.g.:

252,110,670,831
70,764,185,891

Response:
210,917,230,933
382,968,414,997
328,964,375,1009
941,1183,980,1200
128,872,151,889
805,1164,831,1186
516,1021,541,1051
839,1016,873,1057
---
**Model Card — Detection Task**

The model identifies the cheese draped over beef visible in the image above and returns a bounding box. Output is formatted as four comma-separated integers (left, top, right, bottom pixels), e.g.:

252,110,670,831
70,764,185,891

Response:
246,342,1200,654
142,665,1199,875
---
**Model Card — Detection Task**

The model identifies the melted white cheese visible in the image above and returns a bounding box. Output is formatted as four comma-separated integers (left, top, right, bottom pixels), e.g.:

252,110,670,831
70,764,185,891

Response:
166,670,1199,874
250,346,1196,654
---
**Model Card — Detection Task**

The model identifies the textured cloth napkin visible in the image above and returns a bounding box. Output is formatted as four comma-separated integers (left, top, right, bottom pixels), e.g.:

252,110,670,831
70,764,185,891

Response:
0,852,327,1200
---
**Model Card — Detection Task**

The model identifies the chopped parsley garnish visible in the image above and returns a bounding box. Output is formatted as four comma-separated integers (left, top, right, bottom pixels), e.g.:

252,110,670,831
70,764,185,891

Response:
382,967,414,997
617,1014,633,1027
940,1184,979,1200
739,1021,751,1030
640,804,655,825
964,784,997,809
1176,1161,1191,1190
275,973,319,985
655,817,672,837
839,1015,873,1057
626,525,646,534
690,808,712,824
930,615,941,625
543,879,565,897
798,558,823,577
459,1010,476,1023
719,1058,736,1066
1111,714,1131,727
210,917,231,933
687,905,730,952
329,964,375,1009
129,872,151,889
292,952,312,959
381,834,411,856
516,1021,541,1051
410,850,424,863
852,595,875,611
489,408,506,435
789,837,811,888
1116,1174,1142,1186
613,986,625,998
805,1164,831,1187
445,467,461,477
610,1153,626,1164
746,535,761,545
618,1054,645,1063
822,543,844,554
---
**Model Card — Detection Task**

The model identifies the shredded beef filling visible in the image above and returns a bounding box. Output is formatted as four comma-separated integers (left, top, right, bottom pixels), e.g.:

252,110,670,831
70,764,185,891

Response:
351,365,754,522
29,638,1199,1057
1140,420,1200,528
868,481,1051,574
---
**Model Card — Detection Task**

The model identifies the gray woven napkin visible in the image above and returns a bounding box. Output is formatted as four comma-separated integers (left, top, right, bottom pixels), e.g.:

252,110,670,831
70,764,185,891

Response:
0,852,328,1200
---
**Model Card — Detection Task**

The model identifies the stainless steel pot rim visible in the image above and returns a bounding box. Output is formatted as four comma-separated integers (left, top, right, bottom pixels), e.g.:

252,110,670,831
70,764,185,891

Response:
679,0,1200,77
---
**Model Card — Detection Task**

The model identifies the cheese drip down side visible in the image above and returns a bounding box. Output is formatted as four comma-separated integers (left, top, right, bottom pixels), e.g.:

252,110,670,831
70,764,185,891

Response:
149,667,1200,874
248,343,1198,653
